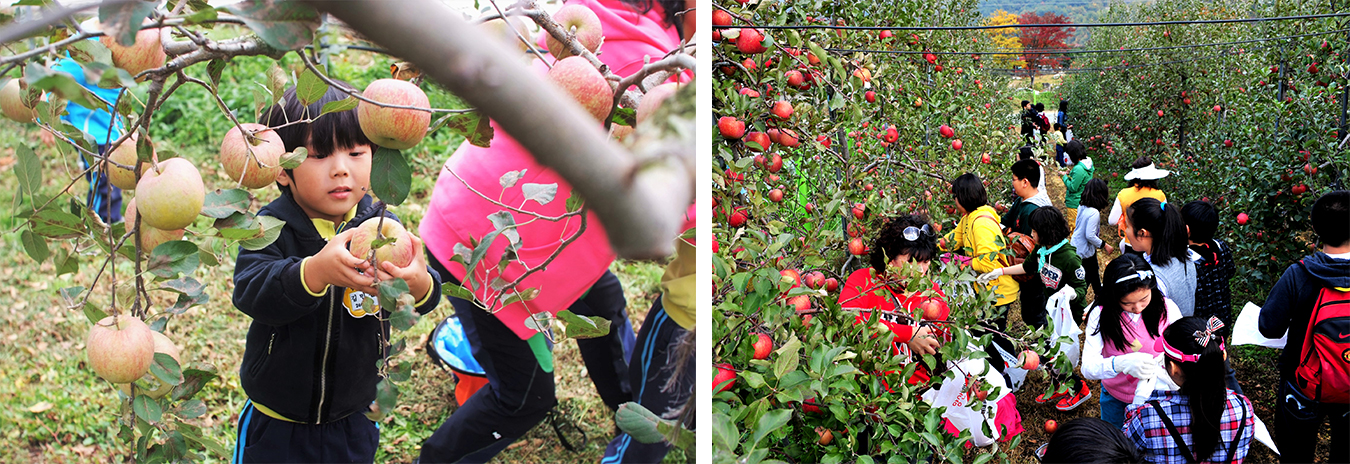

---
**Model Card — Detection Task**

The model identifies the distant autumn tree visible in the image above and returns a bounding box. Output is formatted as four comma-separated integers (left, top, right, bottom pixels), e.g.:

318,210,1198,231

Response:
982,10,1027,68
1019,12,1076,68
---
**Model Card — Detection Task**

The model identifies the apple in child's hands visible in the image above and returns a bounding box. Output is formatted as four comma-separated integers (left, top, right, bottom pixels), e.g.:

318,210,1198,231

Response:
1019,350,1040,370
752,333,773,359
348,217,415,267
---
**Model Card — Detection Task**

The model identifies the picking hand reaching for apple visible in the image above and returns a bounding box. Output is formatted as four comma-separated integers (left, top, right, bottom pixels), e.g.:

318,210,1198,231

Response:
370,233,434,304
906,325,941,356
305,228,380,296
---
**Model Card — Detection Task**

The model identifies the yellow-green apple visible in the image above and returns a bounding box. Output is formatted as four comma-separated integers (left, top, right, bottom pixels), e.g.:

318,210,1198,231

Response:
358,79,431,150
107,133,150,190
124,197,185,252
101,27,166,78
546,4,604,60
0,78,35,123
120,331,181,398
348,216,415,267
220,123,285,189
136,157,205,230
547,56,614,123
87,314,155,383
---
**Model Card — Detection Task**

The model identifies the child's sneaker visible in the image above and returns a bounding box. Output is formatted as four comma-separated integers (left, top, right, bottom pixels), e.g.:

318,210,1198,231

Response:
1054,382,1092,411
1034,387,1070,404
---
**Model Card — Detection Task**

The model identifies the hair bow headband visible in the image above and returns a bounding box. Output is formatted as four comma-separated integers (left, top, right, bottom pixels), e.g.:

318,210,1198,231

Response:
1114,269,1155,284
1154,316,1226,363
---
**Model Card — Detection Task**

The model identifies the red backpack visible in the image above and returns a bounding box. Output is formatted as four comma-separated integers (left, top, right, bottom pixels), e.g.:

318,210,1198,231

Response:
1293,285,1350,403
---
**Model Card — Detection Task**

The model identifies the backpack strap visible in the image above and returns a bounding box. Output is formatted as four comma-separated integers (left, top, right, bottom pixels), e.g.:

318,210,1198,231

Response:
1225,396,1249,464
1149,400,1198,463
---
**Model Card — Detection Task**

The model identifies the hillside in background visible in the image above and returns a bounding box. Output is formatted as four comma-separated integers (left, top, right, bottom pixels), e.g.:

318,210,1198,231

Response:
978,0,1153,44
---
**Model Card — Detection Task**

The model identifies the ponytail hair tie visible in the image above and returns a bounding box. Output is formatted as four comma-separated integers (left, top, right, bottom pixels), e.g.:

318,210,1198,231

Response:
1160,200,1167,210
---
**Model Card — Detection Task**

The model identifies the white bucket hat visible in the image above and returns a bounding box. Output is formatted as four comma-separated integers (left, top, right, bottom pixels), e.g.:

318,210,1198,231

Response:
1124,163,1171,180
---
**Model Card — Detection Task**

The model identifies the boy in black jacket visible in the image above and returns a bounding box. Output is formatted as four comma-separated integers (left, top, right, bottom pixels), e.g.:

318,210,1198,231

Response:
231,84,442,463
1259,190,1350,463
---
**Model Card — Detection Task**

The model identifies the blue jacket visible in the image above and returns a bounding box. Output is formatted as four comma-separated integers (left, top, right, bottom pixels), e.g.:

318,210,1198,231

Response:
52,56,124,145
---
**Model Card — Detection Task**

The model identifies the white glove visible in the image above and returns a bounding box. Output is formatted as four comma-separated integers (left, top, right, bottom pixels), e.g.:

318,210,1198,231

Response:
1055,286,1077,301
976,268,1004,284
1113,352,1162,380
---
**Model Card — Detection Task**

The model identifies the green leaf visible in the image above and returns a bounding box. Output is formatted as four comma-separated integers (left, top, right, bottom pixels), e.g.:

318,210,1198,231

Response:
200,189,251,219
557,309,611,339
225,0,321,51
466,230,503,274
370,147,411,206
387,360,414,382
149,352,183,387
171,365,219,401
441,282,476,301
279,147,306,169
438,111,495,148
206,58,227,87
712,413,739,454
177,421,230,457
486,211,520,245
15,144,41,198
29,208,85,239
319,96,358,116
615,402,669,444
500,287,539,307
773,337,801,378
133,395,162,423
376,278,411,314
390,304,420,332
750,409,792,447
609,107,637,127
565,191,583,213
146,241,200,278
295,68,329,107
373,378,399,415
521,183,558,205
20,229,48,262
239,216,286,250
24,62,103,110
66,40,112,66
183,6,219,25
499,169,526,188
99,0,155,47
82,302,108,324
266,64,288,101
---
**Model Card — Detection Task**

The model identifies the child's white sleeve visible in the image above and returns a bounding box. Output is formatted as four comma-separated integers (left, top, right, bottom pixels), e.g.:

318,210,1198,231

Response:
1108,198,1123,226
1081,307,1118,380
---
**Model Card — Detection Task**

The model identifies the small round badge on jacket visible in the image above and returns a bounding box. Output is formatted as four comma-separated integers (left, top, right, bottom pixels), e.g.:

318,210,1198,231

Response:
343,288,381,318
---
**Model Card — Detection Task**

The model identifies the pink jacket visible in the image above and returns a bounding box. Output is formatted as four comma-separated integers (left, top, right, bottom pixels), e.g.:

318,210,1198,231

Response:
420,0,686,340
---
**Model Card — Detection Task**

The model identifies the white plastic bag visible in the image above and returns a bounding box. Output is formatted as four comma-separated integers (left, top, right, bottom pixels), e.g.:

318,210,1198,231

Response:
1046,292,1083,368
920,349,1008,447
1233,302,1286,348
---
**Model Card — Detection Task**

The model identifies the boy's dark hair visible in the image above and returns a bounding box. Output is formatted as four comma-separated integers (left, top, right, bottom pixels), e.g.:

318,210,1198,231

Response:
1312,190,1350,247
1053,123,1065,131
1162,316,1232,459
1096,253,1167,351
1035,102,1045,112
1128,155,1159,190
1081,178,1110,210
1022,100,1030,108
1029,206,1070,246
1127,198,1189,265
261,81,373,195
951,173,988,213
1181,200,1219,243
1042,417,1145,464
1012,159,1040,187
1018,145,1035,160
1065,139,1087,163
870,214,938,275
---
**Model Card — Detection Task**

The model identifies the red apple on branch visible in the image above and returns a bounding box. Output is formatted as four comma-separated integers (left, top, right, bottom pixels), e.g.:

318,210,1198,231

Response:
752,333,773,360
220,123,285,189
0,78,36,123
546,57,614,123
87,315,156,384
718,116,746,139
546,4,604,60
713,363,737,392
136,157,205,230
101,27,167,79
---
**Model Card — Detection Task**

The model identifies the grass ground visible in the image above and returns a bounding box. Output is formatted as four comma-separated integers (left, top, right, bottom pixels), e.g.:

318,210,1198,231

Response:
0,119,685,463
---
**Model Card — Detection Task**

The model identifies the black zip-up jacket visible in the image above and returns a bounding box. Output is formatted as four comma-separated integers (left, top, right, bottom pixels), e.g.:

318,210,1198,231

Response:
233,193,442,424
1259,251,1350,380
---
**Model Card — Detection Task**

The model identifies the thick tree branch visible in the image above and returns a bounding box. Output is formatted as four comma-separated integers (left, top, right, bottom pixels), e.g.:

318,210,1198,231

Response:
309,0,690,258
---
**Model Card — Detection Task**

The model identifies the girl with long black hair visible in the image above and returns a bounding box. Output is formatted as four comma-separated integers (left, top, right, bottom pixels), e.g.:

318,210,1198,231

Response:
1126,197,1197,316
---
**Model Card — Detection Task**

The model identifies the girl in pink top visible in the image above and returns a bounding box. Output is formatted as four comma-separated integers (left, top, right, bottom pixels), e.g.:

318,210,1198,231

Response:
417,0,691,461
1081,253,1183,428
